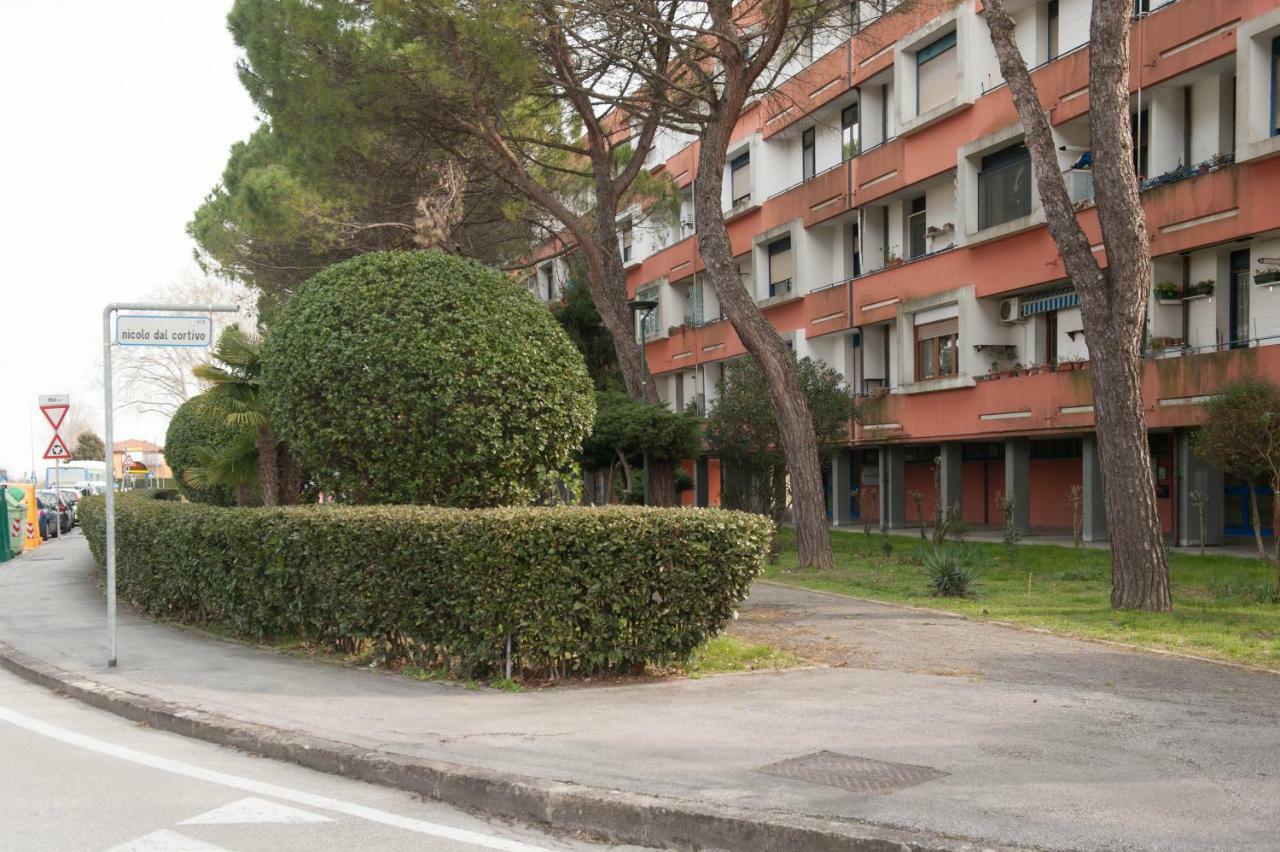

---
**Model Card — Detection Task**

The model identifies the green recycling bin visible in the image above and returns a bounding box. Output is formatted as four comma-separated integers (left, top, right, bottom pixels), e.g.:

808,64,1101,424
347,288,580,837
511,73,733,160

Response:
5,487,26,560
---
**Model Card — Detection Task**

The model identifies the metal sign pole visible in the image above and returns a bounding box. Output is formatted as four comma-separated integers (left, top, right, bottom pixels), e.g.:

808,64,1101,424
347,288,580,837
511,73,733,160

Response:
101,301,238,669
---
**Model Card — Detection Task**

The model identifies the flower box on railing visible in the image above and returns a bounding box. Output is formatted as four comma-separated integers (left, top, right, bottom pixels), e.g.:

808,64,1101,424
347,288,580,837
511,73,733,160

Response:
1255,269,1280,286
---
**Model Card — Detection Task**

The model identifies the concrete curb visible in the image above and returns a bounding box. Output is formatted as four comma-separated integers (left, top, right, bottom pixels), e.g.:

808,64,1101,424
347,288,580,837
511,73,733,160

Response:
0,640,1011,852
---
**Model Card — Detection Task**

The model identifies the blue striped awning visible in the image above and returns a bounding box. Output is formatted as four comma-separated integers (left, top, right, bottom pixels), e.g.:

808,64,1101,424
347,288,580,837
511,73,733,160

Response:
1021,287,1079,316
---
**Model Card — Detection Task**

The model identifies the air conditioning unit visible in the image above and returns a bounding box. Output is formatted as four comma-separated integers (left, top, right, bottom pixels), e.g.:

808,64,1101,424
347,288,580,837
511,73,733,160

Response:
998,297,1024,323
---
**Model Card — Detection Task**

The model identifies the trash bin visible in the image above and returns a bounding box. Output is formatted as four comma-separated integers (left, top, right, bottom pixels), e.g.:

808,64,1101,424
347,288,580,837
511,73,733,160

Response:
0,488,10,563
6,486,28,557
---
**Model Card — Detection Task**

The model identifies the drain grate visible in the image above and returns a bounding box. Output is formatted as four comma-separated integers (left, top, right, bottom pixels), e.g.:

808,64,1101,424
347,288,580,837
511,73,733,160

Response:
755,751,947,794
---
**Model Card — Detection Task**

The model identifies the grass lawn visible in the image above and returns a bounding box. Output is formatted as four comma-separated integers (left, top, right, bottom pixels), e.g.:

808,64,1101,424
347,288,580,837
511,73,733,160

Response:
682,635,804,677
767,527,1280,670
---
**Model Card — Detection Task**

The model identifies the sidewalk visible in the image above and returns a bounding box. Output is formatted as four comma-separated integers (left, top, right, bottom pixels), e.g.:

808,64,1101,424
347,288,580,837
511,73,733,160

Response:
2,533,1278,851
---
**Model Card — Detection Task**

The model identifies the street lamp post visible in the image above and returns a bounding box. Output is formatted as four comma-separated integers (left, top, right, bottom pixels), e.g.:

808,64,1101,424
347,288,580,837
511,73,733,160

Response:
627,297,659,507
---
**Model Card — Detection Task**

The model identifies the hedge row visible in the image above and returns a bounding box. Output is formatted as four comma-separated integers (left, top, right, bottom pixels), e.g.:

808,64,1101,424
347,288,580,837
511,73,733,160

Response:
79,497,772,676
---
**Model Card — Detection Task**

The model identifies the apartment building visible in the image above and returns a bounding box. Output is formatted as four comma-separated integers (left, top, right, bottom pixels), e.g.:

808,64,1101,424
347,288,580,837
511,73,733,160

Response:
532,0,1280,545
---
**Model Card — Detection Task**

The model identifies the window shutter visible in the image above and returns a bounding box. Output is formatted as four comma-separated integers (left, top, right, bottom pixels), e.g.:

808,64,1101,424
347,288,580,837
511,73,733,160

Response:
916,32,957,114
916,318,958,340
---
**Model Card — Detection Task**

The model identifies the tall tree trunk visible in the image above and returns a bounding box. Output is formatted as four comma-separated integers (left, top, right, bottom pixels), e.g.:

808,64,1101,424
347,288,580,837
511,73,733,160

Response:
648,460,677,507
236,483,255,507
985,0,1171,610
255,424,280,508
588,196,679,507
1248,479,1266,561
277,441,303,506
692,115,833,569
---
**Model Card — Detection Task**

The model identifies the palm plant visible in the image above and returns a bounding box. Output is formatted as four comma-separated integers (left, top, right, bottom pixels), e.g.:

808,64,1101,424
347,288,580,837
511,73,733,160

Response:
181,427,261,507
193,324,301,506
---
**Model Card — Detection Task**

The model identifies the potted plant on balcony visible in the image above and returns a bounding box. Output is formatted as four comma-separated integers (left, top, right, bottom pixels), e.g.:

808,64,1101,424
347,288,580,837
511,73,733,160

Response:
1184,279,1214,301
882,245,902,268
1148,335,1184,354
1255,267,1280,286
1153,281,1181,305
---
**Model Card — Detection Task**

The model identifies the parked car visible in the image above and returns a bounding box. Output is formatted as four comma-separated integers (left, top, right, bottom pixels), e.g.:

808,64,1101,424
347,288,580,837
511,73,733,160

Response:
35,494,60,539
37,490,71,533
57,488,80,526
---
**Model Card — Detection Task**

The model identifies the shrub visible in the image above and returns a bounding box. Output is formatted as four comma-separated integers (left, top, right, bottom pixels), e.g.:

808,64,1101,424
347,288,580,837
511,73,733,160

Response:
922,546,981,598
164,397,245,506
260,250,595,507
78,497,772,677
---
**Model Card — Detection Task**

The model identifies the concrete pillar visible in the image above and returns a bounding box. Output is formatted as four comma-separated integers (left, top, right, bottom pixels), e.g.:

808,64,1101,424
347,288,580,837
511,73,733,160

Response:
1004,438,1031,535
1178,430,1224,547
1081,434,1108,542
938,442,963,520
831,450,853,526
879,445,907,530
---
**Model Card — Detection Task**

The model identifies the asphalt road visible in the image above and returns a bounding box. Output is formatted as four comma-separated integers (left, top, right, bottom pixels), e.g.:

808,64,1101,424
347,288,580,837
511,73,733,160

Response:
0,666,637,852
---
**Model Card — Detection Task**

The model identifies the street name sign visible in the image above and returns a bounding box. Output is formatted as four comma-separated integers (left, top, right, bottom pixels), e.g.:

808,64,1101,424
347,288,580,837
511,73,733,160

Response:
101,300,239,667
116,315,213,348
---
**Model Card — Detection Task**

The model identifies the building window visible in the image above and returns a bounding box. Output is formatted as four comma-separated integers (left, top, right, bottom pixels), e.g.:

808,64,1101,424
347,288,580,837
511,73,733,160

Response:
802,127,816,180
730,151,752,205
686,278,704,325
538,264,554,300
916,317,959,380
620,222,634,262
1272,37,1280,136
768,236,793,298
1047,0,1059,60
978,143,1032,230
637,286,659,339
1132,109,1149,177
1031,438,1082,459
1044,309,1058,365
916,30,957,115
841,103,860,160
907,195,927,259
850,222,862,277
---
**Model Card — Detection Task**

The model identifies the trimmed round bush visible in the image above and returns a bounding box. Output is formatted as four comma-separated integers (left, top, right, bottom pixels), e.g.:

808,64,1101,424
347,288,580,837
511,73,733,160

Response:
79,498,774,676
261,250,595,506
164,396,241,506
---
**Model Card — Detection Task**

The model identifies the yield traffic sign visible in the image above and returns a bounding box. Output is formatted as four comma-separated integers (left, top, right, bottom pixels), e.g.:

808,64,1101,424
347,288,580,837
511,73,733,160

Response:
43,433,72,461
39,393,69,431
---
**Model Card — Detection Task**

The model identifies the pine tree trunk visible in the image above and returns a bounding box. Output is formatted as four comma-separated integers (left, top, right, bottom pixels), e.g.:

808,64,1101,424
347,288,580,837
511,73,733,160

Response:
692,111,833,569
1090,343,1172,610
985,0,1171,610
255,424,280,507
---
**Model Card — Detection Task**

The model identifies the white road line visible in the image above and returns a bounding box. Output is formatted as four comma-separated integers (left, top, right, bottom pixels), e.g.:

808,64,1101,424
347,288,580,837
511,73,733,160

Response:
180,796,333,825
0,704,556,852
107,829,230,852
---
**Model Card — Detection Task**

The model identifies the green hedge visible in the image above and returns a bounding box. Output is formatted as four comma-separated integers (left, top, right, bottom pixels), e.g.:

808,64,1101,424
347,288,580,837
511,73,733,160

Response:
79,497,772,676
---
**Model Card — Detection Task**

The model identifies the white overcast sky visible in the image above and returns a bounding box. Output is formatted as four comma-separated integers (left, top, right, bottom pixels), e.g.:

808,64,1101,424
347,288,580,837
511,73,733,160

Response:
0,1,259,479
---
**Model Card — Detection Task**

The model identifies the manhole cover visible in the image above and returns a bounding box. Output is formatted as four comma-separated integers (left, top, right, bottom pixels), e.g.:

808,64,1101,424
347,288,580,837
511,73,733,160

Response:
756,751,947,794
